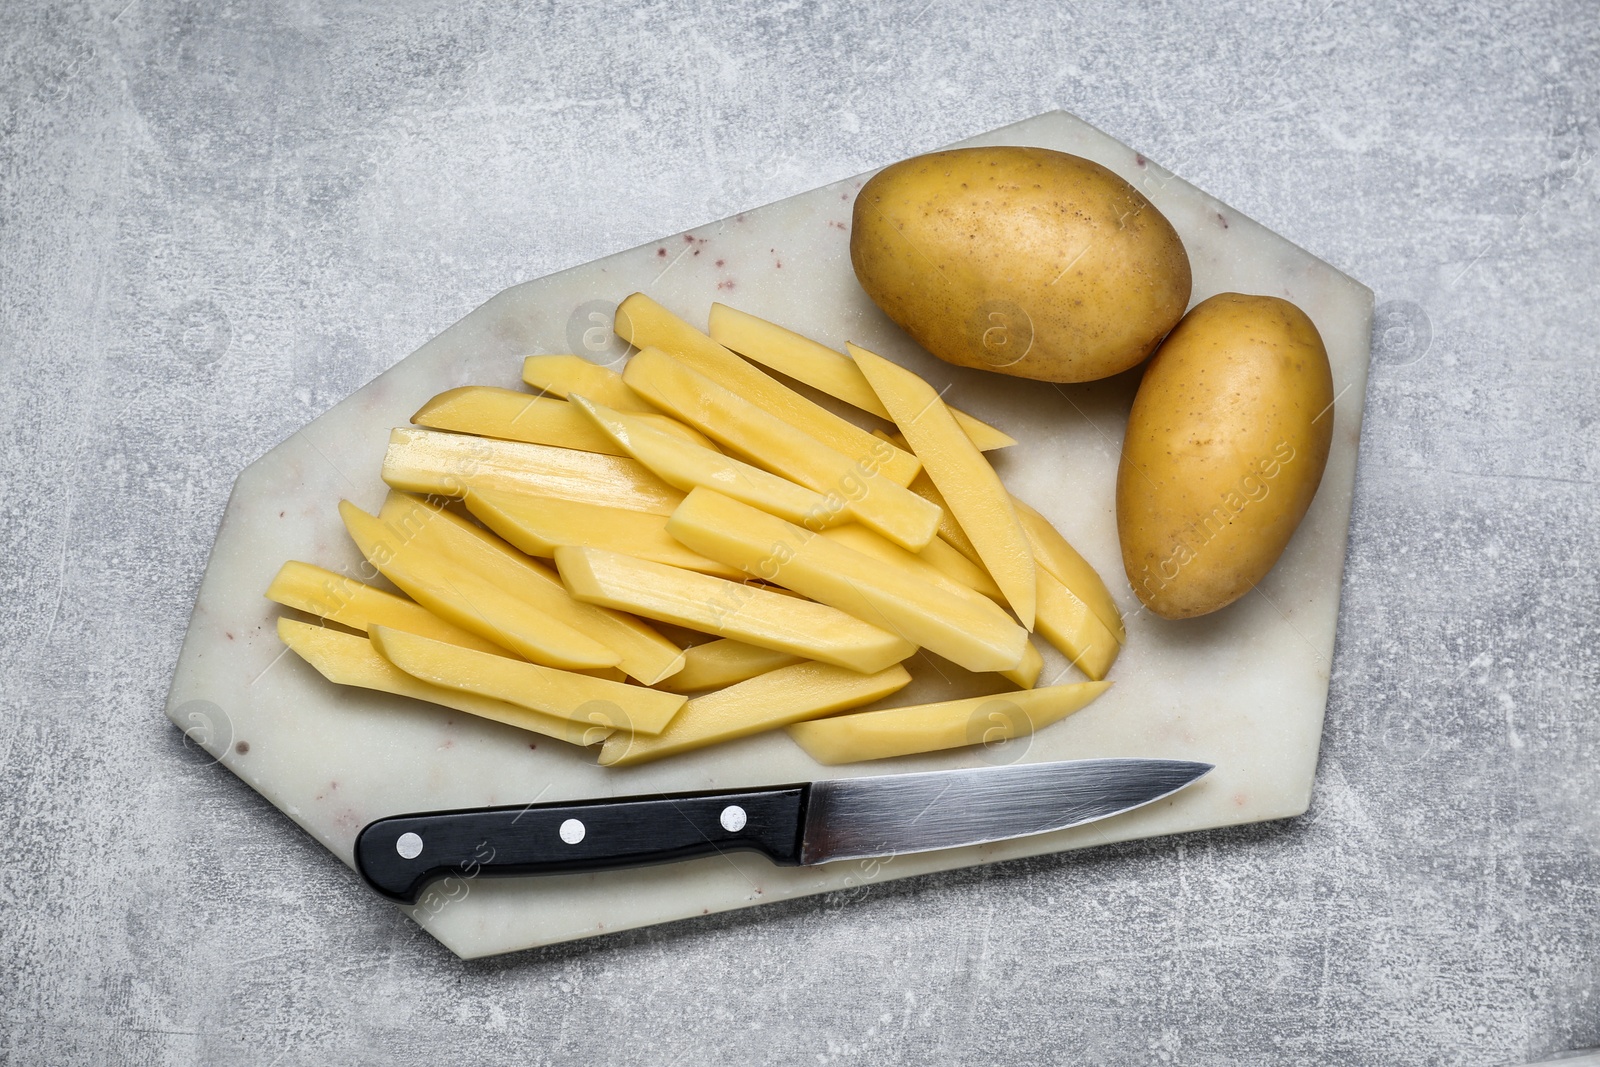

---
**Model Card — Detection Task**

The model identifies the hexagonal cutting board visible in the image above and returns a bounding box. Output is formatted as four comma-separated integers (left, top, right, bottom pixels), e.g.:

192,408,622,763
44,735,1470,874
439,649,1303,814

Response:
164,110,1373,959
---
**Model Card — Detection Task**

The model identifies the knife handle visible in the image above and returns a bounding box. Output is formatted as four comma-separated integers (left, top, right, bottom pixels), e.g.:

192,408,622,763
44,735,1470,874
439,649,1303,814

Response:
354,786,809,904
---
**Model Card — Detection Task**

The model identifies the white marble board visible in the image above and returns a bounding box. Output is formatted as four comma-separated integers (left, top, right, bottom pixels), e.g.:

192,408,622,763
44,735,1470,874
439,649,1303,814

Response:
164,110,1374,959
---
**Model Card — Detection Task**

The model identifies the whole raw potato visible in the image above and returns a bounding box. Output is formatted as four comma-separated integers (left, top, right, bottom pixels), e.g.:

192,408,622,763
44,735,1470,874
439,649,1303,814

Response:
1116,293,1334,620
849,146,1191,383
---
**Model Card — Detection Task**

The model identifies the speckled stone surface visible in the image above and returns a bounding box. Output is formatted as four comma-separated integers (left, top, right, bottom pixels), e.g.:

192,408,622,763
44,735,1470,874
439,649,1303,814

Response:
2,0,1596,1062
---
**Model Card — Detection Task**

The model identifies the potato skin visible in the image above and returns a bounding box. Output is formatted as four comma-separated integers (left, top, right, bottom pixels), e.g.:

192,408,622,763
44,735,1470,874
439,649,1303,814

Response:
850,146,1191,383
1116,293,1334,620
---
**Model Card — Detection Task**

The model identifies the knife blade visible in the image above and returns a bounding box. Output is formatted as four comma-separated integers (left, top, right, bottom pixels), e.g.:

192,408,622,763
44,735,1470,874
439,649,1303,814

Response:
355,757,1213,904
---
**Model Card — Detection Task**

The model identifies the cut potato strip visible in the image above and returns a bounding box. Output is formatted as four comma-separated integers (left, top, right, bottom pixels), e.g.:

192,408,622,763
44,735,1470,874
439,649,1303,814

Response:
655,639,803,693
521,354,657,413
850,342,1036,630
914,498,1120,677
614,293,922,487
370,626,685,736
668,488,1028,673
921,536,1004,601
1001,639,1043,689
626,347,940,550
599,661,911,767
1012,497,1125,643
571,395,846,529
556,546,915,674
819,525,1005,608
340,500,620,670
1036,569,1121,681
908,471,1123,645
787,681,1111,764
821,526,1022,685
463,490,743,580
708,303,1016,452
266,560,509,656
278,619,602,746
906,469,981,563
382,426,684,515
412,386,716,454
380,494,685,685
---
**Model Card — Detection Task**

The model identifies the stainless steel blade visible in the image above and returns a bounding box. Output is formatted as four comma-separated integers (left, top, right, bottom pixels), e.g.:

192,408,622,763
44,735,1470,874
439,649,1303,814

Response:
799,758,1213,865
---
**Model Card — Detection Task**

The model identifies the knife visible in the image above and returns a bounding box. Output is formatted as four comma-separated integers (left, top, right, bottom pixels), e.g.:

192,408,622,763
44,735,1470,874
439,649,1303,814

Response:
355,757,1213,904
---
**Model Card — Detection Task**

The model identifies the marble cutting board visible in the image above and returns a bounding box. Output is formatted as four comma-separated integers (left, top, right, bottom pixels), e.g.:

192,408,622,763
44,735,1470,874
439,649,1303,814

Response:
164,110,1374,959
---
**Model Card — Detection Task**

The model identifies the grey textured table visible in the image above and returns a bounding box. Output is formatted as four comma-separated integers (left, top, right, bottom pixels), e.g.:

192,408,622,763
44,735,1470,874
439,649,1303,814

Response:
3,1,1596,1063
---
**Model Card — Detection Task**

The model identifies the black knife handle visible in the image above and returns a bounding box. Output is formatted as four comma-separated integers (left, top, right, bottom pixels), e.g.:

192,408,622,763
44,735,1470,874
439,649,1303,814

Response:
355,786,810,904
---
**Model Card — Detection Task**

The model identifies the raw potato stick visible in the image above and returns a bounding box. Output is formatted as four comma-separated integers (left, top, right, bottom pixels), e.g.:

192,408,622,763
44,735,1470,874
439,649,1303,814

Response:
382,426,684,515
816,525,1037,685
1005,640,1044,690
849,342,1036,629
920,535,1004,601
908,470,1125,648
906,469,981,563
381,493,685,685
555,545,915,674
370,626,685,735
571,395,847,529
413,386,716,453
625,346,941,550
341,499,621,670
614,292,923,486
819,525,992,606
667,488,1029,674
266,560,510,656
521,354,657,413
1012,497,1125,643
463,490,745,580
599,661,912,766
278,618,604,746
655,639,804,693
787,681,1112,764
1035,569,1121,681
707,303,1016,451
